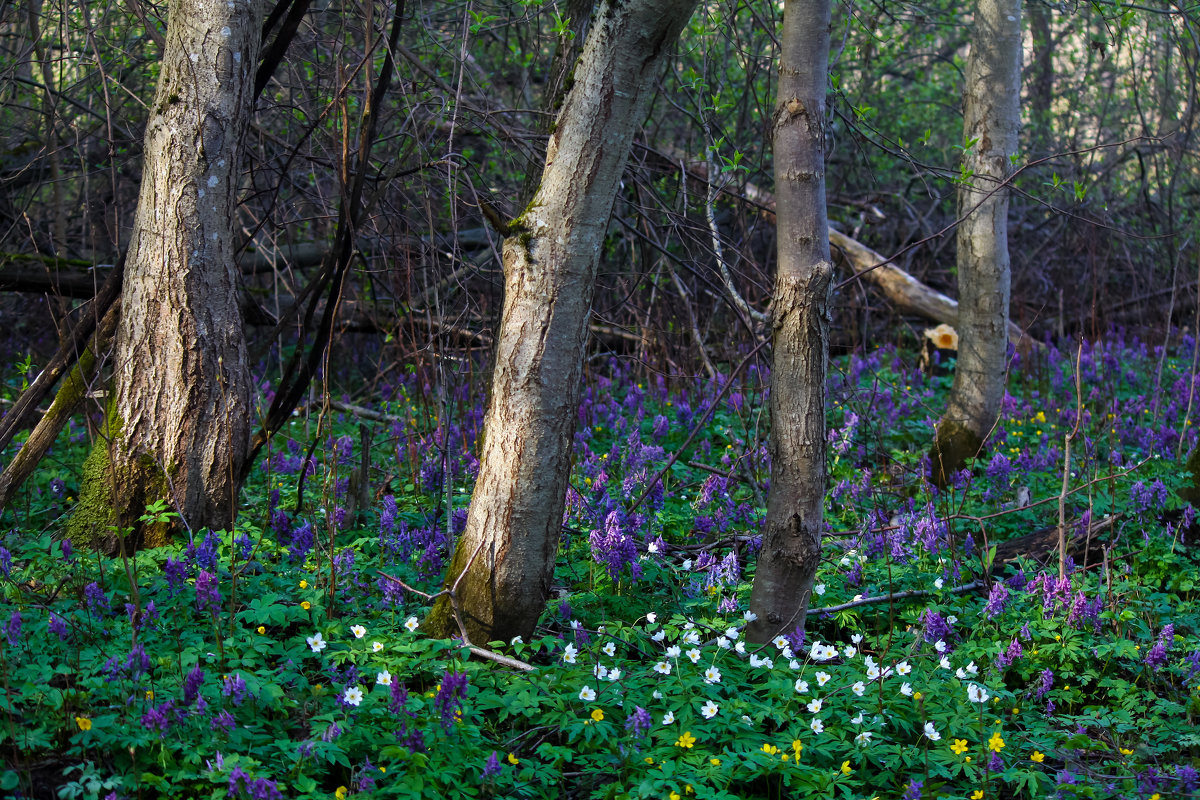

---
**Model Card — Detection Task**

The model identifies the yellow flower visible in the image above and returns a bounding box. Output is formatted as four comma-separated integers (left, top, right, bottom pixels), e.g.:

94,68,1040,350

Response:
709,758,720,766
257,625,266,635
75,716,92,731
669,793,681,800
761,743,779,755
1031,751,1045,763
379,766,385,773
645,757,655,765
792,739,803,754
913,691,923,700
951,739,969,755
145,690,154,700
675,731,697,749
299,580,308,589
971,791,984,800
335,788,348,800
840,760,853,775
965,756,972,763
591,708,604,722
1119,747,1133,756
507,753,519,765
1012,707,1019,714
301,601,311,610
987,732,1006,752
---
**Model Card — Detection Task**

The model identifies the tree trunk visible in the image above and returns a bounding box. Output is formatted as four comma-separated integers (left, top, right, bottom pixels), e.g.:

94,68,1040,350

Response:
930,0,1021,488
69,0,260,549
746,0,833,644
426,0,699,645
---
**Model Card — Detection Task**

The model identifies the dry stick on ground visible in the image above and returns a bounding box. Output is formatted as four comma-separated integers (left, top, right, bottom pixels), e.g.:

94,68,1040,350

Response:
810,580,984,616
379,541,534,672
1059,340,1084,580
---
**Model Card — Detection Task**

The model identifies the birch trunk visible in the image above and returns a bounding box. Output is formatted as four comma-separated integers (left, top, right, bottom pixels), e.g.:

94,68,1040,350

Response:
427,0,698,645
69,0,260,549
930,0,1021,487
746,0,833,643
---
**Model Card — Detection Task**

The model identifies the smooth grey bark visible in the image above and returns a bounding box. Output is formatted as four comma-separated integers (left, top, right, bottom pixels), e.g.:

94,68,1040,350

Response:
930,0,1022,488
746,0,834,643
69,0,260,548
427,0,699,645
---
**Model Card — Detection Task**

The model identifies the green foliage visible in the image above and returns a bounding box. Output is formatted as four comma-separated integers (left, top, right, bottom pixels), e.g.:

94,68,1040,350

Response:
2,337,1200,798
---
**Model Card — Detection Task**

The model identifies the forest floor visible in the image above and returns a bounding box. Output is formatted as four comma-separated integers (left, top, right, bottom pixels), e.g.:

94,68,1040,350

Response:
2,333,1199,799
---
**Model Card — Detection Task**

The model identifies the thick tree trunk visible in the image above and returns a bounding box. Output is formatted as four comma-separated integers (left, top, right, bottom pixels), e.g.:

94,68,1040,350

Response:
930,0,1021,488
69,0,260,548
746,0,833,644
426,0,699,645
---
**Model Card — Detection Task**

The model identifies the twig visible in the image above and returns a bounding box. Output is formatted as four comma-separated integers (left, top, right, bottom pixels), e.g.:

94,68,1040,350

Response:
379,541,535,671
811,580,982,616
1059,340,1084,580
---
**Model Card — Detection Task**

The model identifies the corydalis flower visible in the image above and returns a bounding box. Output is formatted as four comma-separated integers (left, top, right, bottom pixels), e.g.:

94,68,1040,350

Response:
195,570,220,613
1145,623,1174,670
5,610,20,646
625,706,652,738
434,671,468,729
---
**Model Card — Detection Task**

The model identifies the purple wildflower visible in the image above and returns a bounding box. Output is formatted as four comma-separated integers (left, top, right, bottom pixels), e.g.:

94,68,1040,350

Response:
289,520,314,564
211,710,235,732
222,673,248,706
902,780,923,800
196,570,221,614
5,610,20,645
1177,765,1199,793
983,583,1009,619
227,766,251,796
84,582,110,616
1036,668,1054,699
997,637,1023,670
321,723,342,742
482,751,503,780
141,701,175,736
434,671,468,729
124,643,150,679
184,667,205,705
1145,623,1174,671
0,546,10,578
624,706,652,739
164,558,187,596
588,510,641,583
48,613,68,640
60,538,73,561
919,609,954,643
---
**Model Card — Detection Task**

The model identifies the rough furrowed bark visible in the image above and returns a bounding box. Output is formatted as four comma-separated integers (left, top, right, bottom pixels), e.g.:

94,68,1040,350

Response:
427,0,700,646
930,0,1021,488
746,0,833,644
72,0,261,543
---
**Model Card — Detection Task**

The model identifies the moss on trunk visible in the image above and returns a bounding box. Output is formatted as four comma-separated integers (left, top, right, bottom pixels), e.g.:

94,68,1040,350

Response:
67,399,173,553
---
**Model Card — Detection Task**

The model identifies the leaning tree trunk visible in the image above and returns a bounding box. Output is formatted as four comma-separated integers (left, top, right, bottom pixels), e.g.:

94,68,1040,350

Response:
426,0,699,645
745,0,834,644
68,0,260,550
929,0,1021,488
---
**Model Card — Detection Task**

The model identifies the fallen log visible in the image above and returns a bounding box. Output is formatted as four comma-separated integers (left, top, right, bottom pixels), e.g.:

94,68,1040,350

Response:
646,145,1031,345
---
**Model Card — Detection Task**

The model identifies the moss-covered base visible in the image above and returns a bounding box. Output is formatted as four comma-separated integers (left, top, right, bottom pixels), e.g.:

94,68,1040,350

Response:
929,418,984,489
66,401,173,554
